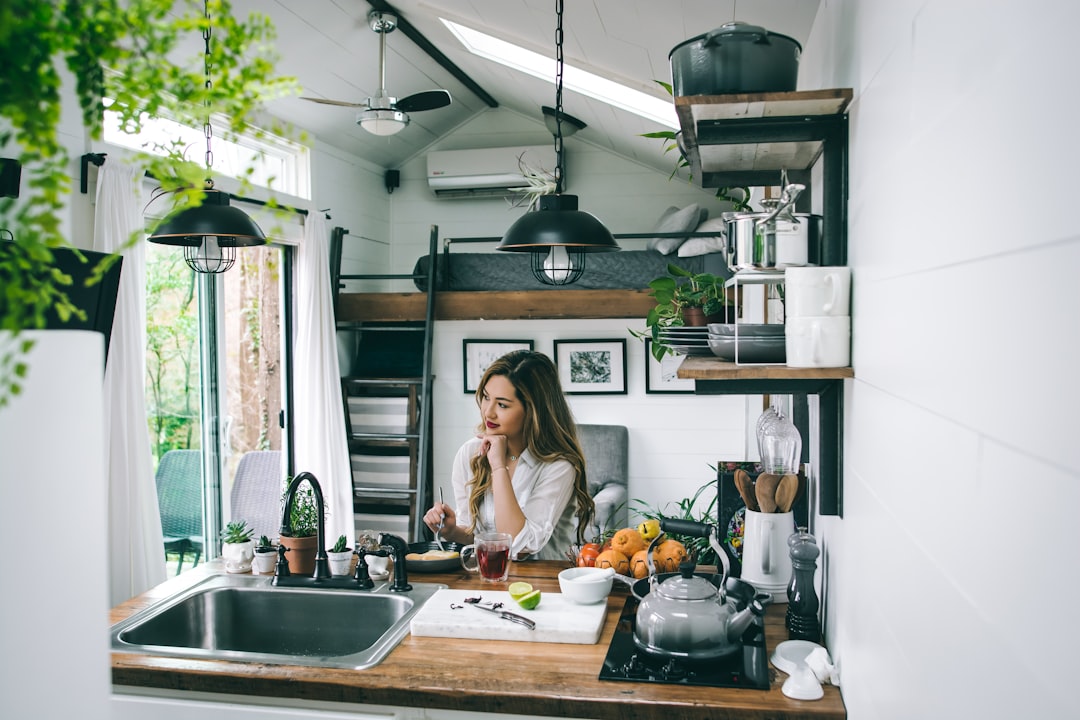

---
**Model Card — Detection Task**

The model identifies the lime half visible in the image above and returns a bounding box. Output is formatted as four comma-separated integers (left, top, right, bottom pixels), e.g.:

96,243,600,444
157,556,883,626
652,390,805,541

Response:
508,582,533,600
516,589,542,610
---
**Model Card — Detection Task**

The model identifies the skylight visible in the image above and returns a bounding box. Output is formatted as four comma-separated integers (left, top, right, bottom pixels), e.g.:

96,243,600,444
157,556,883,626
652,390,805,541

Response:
441,18,678,129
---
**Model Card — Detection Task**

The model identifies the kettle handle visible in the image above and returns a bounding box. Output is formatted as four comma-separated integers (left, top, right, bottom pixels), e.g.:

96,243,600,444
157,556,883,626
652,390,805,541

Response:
659,516,731,590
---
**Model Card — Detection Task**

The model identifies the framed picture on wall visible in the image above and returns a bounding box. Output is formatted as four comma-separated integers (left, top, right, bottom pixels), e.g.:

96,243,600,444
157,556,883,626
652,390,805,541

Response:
645,340,696,394
553,339,627,395
462,340,533,393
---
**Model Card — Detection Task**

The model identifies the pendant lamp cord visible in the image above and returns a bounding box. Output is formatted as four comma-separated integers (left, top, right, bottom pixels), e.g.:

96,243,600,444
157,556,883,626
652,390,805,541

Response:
202,0,214,176
553,0,564,195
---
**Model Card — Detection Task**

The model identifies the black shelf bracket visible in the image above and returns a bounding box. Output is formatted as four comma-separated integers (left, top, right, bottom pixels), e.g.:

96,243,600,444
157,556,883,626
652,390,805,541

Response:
692,377,844,517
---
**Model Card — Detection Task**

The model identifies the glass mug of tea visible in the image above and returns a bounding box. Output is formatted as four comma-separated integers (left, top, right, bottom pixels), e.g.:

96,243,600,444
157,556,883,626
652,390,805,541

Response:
460,532,512,582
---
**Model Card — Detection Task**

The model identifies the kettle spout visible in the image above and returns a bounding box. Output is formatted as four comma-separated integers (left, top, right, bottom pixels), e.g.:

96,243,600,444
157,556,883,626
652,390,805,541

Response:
726,593,771,643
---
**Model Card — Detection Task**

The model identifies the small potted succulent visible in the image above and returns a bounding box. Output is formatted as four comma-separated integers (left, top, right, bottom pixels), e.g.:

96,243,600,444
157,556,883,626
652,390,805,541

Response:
327,534,355,577
220,520,255,574
252,535,277,575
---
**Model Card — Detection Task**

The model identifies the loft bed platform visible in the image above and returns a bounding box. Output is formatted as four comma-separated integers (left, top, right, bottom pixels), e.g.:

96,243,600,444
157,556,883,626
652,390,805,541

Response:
333,225,730,324
335,288,657,323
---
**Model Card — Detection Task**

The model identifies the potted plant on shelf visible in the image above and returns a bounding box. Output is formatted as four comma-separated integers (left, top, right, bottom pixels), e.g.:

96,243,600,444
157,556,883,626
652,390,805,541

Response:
220,520,255,574
252,534,277,575
327,534,354,576
632,263,734,361
279,483,323,576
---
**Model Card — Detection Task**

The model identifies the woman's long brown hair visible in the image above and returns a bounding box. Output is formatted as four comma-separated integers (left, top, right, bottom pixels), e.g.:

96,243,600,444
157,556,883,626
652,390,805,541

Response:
465,350,595,543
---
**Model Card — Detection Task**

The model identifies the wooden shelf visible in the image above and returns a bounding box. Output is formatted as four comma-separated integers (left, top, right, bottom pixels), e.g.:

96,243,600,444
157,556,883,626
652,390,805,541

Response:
675,88,853,186
678,355,854,381
336,289,656,322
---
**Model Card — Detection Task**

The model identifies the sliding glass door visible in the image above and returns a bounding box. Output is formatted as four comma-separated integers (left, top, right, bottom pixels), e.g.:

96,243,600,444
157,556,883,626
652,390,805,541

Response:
146,242,292,574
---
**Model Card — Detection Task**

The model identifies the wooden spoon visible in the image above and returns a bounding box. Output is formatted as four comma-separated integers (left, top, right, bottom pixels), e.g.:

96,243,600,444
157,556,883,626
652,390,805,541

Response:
755,473,781,513
775,473,799,513
734,469,759,512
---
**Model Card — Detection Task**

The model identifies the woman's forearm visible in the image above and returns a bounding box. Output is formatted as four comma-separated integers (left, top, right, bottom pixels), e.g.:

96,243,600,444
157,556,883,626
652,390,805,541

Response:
490,467,526,537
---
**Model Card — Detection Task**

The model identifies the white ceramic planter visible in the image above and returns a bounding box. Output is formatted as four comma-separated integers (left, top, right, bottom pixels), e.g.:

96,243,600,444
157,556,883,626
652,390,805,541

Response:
222,540,255,573
327,550,354,576
252,548,278,574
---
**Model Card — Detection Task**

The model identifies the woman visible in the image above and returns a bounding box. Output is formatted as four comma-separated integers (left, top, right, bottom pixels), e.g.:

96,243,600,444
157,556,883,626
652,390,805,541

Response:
422,350,594,561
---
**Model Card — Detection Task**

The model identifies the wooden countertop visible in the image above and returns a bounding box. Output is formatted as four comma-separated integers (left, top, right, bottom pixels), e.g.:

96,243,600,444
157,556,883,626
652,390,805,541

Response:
111,561,845,720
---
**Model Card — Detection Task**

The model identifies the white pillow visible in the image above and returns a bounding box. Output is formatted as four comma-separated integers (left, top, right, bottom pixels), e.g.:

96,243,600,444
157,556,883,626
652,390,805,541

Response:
678,217,728,257
646,204,703,255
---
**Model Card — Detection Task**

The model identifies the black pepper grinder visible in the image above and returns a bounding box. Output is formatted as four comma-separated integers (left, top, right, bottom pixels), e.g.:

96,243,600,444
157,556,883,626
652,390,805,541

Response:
785,528,822,643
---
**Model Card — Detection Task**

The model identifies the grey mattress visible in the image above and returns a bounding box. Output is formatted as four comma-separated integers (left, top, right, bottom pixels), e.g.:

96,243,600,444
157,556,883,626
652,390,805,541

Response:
412,250,729,291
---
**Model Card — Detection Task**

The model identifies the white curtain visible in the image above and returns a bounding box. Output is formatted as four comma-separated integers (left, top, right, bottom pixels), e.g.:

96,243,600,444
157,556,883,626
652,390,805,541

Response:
293,213,353,546
93,162,166,604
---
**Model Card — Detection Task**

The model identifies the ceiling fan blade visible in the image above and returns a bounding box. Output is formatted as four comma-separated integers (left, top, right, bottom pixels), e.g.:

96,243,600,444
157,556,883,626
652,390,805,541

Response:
395,89,452,113
301,96,368,108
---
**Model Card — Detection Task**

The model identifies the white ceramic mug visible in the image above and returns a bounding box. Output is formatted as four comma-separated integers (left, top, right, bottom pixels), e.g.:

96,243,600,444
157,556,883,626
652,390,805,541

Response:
785,316,850,368
740,509,795,602
784,266,851,317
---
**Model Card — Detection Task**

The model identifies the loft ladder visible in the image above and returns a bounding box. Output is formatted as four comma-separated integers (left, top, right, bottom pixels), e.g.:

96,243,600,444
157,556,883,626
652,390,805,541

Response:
331,225,438,542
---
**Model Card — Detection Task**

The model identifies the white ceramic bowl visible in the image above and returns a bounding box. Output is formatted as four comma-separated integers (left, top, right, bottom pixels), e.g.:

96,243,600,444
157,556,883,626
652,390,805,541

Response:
558,566,615,604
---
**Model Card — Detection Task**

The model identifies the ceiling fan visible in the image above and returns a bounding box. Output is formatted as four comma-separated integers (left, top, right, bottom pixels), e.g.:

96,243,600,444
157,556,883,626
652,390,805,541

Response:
302,10,452,136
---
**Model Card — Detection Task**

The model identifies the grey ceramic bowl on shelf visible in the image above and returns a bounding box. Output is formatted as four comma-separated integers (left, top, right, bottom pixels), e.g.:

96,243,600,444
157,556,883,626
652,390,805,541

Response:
707,323,785,337
707,333,786,363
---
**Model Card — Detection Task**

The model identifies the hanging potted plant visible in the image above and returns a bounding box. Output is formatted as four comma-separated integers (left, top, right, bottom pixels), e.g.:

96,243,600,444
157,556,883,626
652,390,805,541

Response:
220,520,255,574
251,534,277,575
631,263,734,361
327,534,355,577
278,483,323,576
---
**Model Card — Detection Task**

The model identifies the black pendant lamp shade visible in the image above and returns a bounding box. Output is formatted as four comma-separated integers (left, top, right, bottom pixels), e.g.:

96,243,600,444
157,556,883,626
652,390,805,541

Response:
498,195,618,285
496,0,618,286
149,188,266,274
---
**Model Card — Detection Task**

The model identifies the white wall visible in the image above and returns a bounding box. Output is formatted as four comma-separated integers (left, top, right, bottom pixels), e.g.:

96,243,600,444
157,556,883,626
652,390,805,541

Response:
331,106,762,538
799,1,1077,717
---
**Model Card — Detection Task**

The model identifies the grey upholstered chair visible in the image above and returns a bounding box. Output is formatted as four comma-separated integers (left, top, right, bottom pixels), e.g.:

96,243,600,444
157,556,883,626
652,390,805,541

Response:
576,424,629,541
230,450,284,543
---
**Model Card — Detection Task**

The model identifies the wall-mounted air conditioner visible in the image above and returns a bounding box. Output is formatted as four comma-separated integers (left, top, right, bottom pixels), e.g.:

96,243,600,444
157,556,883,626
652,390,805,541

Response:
426,145,556,199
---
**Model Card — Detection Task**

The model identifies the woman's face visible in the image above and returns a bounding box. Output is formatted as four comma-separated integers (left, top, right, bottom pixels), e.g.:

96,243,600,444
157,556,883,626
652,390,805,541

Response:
479,374,525,441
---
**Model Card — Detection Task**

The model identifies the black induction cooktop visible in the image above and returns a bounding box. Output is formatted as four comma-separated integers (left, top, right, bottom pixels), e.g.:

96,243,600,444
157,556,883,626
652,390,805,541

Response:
598,596,771,690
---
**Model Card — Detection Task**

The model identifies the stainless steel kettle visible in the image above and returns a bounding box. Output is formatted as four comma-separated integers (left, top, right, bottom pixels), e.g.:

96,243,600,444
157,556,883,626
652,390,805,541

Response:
632,518,769,660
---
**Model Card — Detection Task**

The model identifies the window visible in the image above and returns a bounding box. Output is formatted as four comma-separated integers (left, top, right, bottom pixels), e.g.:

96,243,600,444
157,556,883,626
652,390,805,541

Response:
103,107,311,199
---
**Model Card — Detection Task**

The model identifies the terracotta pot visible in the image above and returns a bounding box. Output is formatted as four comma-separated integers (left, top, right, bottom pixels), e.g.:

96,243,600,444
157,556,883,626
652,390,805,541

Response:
279,535,318,576
683,306,733,326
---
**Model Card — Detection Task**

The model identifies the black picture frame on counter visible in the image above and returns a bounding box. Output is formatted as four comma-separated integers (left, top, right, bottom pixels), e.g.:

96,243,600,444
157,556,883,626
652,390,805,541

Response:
645,340,695,394
553,339,627,395
462,339,533,393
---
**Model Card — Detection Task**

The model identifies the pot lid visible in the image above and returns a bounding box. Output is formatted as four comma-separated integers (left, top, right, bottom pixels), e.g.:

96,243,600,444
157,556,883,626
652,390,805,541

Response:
654,562,718,601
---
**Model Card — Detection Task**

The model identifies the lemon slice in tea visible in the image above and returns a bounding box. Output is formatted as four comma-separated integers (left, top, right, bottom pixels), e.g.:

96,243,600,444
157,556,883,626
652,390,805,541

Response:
508,582,533,600
516,589,542,610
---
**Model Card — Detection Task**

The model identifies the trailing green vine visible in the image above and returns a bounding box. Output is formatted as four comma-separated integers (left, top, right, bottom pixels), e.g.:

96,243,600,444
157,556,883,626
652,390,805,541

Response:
0,0,299,407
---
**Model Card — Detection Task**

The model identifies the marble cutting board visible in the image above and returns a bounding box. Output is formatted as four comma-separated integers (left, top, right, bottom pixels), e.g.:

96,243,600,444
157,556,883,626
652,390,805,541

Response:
409,589,608,644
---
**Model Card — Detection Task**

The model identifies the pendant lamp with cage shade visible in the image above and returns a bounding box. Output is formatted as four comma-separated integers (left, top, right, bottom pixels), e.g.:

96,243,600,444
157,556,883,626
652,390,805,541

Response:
147,0,267,274
496,0,618,285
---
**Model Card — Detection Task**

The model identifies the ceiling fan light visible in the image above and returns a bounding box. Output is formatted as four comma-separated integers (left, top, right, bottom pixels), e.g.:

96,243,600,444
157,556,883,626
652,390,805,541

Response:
358,108,409,135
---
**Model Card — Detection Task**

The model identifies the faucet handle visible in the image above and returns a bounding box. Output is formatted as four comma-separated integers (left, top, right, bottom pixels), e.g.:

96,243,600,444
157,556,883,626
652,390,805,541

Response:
274,544,290,578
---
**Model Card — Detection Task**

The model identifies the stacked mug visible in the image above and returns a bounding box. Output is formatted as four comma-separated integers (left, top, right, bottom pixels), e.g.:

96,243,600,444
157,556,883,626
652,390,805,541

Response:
783,267,851,368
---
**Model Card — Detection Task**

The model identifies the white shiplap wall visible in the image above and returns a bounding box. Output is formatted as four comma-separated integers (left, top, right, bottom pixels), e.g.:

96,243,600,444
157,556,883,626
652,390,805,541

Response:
800,1,1078,718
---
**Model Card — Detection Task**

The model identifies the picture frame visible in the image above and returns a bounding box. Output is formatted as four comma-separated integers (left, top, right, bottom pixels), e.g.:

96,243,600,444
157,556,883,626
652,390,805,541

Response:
553,339,627,395
645,340,696,394
462,340,533,393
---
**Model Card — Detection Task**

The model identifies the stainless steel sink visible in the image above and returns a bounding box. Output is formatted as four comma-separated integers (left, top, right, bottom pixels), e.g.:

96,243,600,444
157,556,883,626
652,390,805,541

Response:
111,573,445,669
